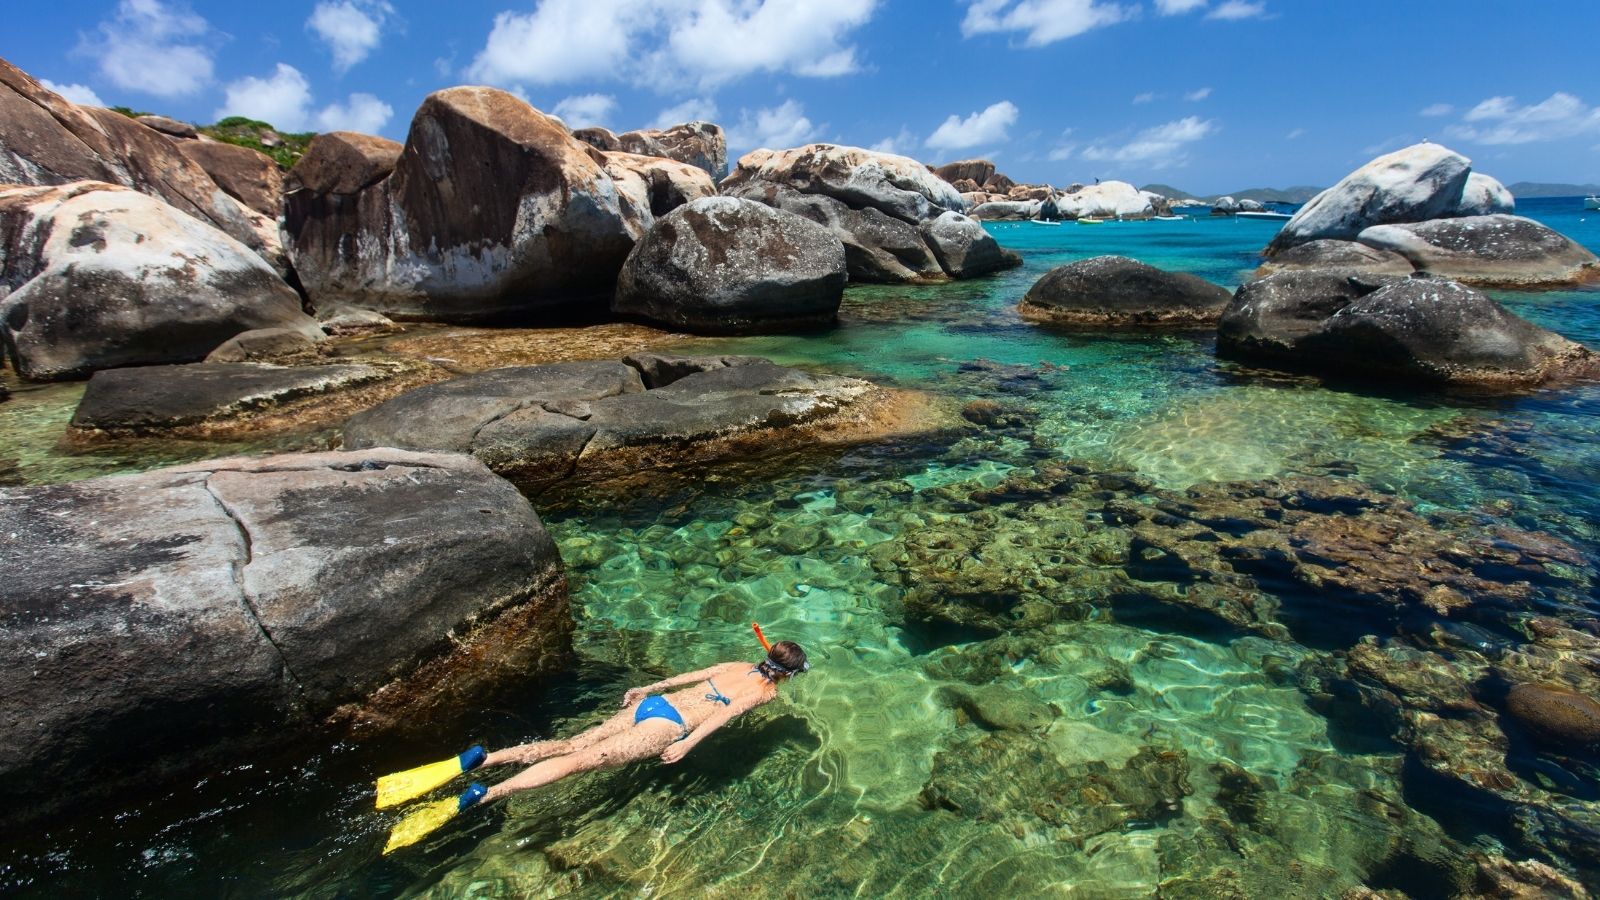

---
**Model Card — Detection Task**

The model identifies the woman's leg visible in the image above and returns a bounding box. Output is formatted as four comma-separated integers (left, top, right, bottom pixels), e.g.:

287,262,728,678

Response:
484,706,642,767
483,720,681,802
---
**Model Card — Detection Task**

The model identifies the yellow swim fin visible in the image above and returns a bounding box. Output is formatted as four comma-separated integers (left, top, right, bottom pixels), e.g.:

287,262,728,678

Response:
375,745,486,809
382,783,488,855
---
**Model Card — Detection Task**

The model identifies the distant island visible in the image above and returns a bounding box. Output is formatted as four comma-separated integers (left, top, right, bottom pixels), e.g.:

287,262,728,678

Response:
1140,183,1325,204
1504,181,1600,198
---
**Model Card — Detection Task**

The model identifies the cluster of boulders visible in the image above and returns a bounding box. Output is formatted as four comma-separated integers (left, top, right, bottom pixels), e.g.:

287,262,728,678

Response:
964,176,1172,222
1260,143,1597,287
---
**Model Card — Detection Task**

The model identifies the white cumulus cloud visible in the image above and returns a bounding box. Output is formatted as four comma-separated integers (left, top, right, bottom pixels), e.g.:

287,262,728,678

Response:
926,100,1019,151
651,97,720,130
726,100,820,153
1206,0,1266,20
868,127,917,156
316,93,394,134
40,80,105,107
1081,115,1215,168
1446,92,1600,145
467,0,877,90
78,0,216,98
1185,87,1212,101
1420,102,1453,117
551,93,618,129
1155,0,1207,12
960,0,1132,46
217,63,393,135
307,0,396,72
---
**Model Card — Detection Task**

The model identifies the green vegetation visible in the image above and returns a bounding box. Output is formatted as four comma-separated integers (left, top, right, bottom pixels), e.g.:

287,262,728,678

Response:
200,117,316,169
109,105,153,119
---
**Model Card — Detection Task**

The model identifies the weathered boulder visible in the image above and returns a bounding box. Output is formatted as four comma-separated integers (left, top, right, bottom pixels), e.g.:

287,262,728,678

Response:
0,182,320,380
1237,198,1266,212
968,199,1040,221
599,151,717,226
135,115,198,139
1019,255,1232,327
949,177,980,194
0,448,570,827
618,121,728,180
1267,143,1474,252
934,159,996,187
0,58,279,262
920,211,1021,278
282,88,644,322
1006,184,1053,202
204,327,323,363
1355,215,1599,287
1055,180,1156,219
316,304,398,336
1222,272,1596,387
1254,239,1415,278
345,355,916,489
726,180,944,282
1212,196,1240,215
572,126,622,152
175,140,284,219
984,172,1016,194
612,197,846,333
70,361,386,431
1457,172,1515,216
1219,271,1401,362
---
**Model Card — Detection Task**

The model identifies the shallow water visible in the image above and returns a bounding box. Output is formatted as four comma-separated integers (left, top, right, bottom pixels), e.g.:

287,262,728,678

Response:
4,199,1600,897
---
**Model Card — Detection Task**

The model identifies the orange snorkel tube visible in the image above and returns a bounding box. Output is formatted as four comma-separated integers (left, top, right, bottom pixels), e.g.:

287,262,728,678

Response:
752,622,772,653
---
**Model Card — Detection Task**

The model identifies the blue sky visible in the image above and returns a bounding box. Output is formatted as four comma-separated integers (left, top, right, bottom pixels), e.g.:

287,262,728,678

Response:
8,1,1600,193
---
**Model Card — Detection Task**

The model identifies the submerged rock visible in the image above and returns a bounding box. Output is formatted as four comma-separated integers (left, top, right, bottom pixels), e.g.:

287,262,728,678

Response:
344,354,929,489
205,327,323,363
1355,215,1599,287
70,362,388,432
0,182,320,380
1504,683,1600,749
1019,255,1232,327
612,197,846,333
0,449,569,828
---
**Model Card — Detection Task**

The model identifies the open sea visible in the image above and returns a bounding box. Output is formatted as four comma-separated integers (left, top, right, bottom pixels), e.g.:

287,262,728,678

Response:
3,197,1599,897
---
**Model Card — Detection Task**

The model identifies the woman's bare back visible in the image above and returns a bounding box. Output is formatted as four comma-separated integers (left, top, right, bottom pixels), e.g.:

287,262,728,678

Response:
662,661,776,729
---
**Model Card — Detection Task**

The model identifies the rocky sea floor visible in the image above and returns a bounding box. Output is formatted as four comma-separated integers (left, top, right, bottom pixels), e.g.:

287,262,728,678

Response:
4,202,1600,897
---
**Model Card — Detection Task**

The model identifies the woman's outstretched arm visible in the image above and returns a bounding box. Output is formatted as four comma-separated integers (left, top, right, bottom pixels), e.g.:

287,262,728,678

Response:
620,662,739,707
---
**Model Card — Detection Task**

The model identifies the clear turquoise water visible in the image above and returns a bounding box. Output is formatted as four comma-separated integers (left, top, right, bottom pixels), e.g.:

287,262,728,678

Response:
4,199,1600,897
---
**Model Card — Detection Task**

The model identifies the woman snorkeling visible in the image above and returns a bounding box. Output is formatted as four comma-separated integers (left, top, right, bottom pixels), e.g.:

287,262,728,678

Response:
378,635,809,853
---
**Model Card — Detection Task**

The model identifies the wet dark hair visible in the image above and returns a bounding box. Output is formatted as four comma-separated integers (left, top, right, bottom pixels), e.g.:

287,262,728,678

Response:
757,640,809,680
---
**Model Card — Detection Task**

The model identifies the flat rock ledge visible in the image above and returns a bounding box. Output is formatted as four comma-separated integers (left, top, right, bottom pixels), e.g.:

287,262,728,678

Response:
68,361,394,435
0,449,570,828
344,353,941,490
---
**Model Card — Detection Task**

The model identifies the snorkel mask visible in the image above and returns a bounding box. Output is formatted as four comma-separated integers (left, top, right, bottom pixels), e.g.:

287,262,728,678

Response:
752,623,811,675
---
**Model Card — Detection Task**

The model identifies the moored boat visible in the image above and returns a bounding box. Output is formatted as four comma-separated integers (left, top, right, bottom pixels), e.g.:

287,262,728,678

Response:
1236,210,1293,221
1585,195,1599,210
1078,216,1105,225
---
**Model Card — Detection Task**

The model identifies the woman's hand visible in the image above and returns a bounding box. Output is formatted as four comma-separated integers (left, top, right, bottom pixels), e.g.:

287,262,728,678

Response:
620,687,649,709
661,742,691,764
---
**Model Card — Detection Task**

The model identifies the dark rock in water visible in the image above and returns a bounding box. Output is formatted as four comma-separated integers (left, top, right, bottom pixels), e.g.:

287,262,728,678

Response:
1355,215,1599,287
0,449,569,829
1219,271,1401,363
723,180,945,283
1019,255,1232,327
316,305,398,336
0,182,321,380
70,362,388,431
0,58,279,261
1298,275,1595,386
344,355,916,489
282,88,647,322
960,398,1035,429
920,211,1022,278
1220,272,1596,388
1253,239,1414,278
1505,683,1600,748
1471,852,1592,899
205,327,323,363
612,197,846,333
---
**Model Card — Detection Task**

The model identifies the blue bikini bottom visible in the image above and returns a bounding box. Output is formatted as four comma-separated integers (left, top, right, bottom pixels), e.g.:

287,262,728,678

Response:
634,695,686,730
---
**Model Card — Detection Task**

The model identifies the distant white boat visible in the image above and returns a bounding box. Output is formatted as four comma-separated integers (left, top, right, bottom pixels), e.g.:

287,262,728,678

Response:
1153,215,1187,222
1030,219,1062,226
1585,196,1600,210
1236,210,1293,221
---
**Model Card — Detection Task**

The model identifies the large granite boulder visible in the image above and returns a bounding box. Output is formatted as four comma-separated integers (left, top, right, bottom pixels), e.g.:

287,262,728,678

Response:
175,140,285,219
1457,172,1515,216
599,151,717,224
1254,239,1415,278
70,362,388,432
0,58,280,264
612,197,846,333
344,354,913,489
1268,143,1478,252
968,199,1040,221
1219,272,1596,387
617,121,728,181
934,159,996,187
1211,196,1240,215
921,211,1021,278
282,88,646,322
0,182,321,380
1054,181,1158,220
1019,256,1232,327
720,143,999,283
0,448,570,827
1355,215,1598,287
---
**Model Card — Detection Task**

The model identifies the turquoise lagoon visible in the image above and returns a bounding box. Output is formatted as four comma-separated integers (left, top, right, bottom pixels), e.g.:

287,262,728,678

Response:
4,199,1600,897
